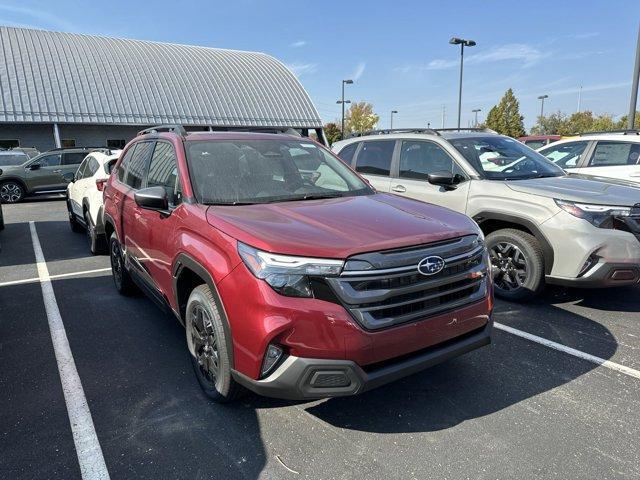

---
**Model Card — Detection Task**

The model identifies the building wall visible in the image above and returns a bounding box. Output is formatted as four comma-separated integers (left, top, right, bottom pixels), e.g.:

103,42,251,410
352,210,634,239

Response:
0,123,147,152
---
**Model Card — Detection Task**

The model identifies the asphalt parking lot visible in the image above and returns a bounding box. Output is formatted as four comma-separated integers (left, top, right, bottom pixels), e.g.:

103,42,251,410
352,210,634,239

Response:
1,198,639,480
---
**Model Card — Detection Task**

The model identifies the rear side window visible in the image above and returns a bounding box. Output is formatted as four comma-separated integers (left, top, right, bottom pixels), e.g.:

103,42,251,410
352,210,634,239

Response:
63,152,86,165
124,142,153,189
88,157,99,177
147,142,181,205
337,142,358,165
355,140,395,176
399,141,465,180
590,141,640,166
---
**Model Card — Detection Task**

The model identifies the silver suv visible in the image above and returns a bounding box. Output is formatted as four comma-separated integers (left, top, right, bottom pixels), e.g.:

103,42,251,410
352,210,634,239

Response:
332,128,640,301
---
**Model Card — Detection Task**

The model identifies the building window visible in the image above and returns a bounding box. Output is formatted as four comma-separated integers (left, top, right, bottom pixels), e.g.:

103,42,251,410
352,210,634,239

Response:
106,139,126,149
0,139,20,149
62,139,76,148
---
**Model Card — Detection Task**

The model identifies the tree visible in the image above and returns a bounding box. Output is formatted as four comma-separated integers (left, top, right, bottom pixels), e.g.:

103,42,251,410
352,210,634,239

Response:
484,89,525,138
344,102,379,134
615,112,640,130
323,122,342,145
530,111,569,135
530,110,624,135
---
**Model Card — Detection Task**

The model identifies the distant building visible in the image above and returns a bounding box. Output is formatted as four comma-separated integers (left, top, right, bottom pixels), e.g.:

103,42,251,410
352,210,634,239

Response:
0,27,323,151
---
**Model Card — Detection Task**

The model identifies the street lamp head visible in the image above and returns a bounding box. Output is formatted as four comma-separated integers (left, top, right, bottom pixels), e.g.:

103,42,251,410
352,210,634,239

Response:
343,79,353,85
538,95,549,100
464,40,476,47
472,108,481,113
449,37,463,45
336,100,351,104
391,110,398,114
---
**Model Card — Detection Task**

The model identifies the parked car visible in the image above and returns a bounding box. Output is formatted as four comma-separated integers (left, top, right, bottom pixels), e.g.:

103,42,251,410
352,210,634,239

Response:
0,147,107,203
518,135,561,150
537,130,640,184
332,128,640,301
66,149,121,254
103,125,493,402
0,149,31,167
0,197,4,231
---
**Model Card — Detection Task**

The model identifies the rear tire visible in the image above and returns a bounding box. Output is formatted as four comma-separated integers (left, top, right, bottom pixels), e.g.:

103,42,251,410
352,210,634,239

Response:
67,201,83,232
0,181,25,204
486,228,544,302
85,209,106,255
109,232,137,296
186,284,243,403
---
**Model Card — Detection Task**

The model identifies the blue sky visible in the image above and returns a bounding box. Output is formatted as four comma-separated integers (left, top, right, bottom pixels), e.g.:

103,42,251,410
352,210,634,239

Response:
1,0,639,130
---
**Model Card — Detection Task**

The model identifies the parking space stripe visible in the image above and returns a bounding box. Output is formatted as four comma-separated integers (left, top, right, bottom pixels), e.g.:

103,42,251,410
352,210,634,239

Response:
495,322,640,380
29,222,110,480
0,267,112,288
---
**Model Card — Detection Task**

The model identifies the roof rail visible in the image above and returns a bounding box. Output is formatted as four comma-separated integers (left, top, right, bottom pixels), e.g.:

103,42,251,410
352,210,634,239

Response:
138,125,188,137
434,127,498,134
579,129,639,136
346,128,441,138
48,146,110,151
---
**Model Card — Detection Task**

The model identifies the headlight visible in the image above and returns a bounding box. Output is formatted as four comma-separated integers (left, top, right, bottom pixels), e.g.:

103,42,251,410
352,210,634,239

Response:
555,199,632,228
238,242,343,297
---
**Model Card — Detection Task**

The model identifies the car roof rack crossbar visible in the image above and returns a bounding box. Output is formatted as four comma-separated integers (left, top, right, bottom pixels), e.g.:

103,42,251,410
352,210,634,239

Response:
138,124,188,137
346,128,441,138
579,129,639,136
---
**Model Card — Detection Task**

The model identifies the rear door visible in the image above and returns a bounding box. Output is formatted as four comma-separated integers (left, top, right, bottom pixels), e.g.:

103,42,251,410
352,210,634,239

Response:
60,152,88,187
577,140,640,181
25,153,63,191
353,140,395,192
389,139,470,212
68,158,89,216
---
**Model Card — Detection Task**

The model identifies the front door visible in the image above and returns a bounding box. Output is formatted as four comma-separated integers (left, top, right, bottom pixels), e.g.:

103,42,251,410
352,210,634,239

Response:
25,153,63,192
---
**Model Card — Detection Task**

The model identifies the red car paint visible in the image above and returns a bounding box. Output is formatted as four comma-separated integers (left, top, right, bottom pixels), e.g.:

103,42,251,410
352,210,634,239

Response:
104,131,492,395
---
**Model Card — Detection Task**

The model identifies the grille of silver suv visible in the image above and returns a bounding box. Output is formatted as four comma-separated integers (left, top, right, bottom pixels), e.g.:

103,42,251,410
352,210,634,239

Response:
324,235,488,331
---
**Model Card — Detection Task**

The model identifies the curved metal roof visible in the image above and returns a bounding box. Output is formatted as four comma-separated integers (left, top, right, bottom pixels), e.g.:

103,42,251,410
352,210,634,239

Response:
0,27,322,127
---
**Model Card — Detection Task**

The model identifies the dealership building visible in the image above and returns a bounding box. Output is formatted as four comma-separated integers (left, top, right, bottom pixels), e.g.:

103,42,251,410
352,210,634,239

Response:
0,26,323,151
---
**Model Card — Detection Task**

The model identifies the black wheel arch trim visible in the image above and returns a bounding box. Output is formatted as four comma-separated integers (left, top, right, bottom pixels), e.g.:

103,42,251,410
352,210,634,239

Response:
473,211,554,275
172,253,235,369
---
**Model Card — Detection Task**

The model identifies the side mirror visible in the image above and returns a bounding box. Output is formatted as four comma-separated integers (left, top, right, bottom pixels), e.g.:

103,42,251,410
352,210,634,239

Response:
28,163,41,171
134,186,169,213
427,171,458,190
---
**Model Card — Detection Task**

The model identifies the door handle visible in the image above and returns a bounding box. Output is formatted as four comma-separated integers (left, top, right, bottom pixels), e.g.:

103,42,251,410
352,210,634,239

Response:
391,185,406,193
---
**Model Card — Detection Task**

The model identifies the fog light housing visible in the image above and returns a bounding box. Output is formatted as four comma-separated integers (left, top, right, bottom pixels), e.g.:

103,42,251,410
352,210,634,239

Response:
578,254,599,277
261,344,284,378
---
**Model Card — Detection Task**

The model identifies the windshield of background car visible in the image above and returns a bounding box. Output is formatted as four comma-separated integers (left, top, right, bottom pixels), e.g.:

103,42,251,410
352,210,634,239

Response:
449,136,565,180
0,153,29,166
185,139,373,205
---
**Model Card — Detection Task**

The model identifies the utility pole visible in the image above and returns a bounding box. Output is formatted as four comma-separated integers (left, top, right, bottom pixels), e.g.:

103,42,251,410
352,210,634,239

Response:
338,79,353,138
441,105,446,128
538,94,549,120
450,37,477,129
577,85,582,113
628,23,640,129
390,110,398,129
472,108,481,127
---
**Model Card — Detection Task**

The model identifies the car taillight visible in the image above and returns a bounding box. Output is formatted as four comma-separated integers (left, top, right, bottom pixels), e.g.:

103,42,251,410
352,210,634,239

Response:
96,179,107,191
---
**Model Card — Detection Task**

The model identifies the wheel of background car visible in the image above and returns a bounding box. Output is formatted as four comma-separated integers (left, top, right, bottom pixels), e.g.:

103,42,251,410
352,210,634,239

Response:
85,209,106,255
67,200,83,232
109,232,137,296
0,181,25,203
186,284,243,403
486,228,544,302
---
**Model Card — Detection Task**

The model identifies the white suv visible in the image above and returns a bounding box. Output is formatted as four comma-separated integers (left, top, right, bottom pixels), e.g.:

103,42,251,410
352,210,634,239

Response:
537,131,640,184
66,149,121,254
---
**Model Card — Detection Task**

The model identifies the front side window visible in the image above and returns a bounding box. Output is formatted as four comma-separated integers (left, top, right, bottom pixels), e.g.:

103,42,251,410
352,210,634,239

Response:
147,142,180,205
399,140,465,180
185,139,372,205
590,141,640,167
117,146,136,182
355,140,395,176
539,141,589,168
337,142,358,165
36,154,62,167
124,142,153,189
450,136,564,180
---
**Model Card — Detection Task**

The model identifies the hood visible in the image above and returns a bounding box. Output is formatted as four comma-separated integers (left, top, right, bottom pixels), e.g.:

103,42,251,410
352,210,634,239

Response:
506,175,640,206
206,193,479,259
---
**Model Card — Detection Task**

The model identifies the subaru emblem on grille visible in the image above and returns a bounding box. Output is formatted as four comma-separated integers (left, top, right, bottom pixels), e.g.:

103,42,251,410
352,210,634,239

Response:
417,256,445,276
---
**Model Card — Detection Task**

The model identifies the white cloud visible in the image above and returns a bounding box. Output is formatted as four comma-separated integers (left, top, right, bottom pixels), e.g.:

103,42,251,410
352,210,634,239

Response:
397,43,548,73
289,40,307,48
0,4,75,30
349,61,366,81
285,62,318,77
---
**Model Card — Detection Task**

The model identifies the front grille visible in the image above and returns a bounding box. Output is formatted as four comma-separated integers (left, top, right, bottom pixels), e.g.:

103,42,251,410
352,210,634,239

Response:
325,235,488,330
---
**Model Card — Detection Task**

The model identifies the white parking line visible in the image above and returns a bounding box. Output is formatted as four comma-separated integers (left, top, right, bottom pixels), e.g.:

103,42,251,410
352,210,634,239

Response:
29,222,110,480
495,322,640,380
0,267,112,288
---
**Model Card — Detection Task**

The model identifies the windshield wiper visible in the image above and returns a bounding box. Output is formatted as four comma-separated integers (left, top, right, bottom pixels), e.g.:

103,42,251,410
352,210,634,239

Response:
278,193,345,202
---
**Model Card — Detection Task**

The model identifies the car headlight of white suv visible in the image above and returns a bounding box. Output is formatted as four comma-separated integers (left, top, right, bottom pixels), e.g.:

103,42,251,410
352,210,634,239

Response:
555,199,635,229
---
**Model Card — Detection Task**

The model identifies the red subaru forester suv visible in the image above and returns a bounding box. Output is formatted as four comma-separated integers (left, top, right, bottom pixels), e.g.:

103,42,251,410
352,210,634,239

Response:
103,126,493,402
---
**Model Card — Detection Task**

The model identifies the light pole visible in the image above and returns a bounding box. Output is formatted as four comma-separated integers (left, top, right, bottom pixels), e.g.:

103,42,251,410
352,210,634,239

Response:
538,94,549,121
628,22,640,129
390,110,398,129
472,108,481,127
340,79,353,138
449,37,476,129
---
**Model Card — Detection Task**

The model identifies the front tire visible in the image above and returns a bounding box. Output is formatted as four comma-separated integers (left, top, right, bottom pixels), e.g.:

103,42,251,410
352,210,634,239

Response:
67,201,83,232
186,284,242,403
0,181,25,204
109,232,136,296
487,228,544,302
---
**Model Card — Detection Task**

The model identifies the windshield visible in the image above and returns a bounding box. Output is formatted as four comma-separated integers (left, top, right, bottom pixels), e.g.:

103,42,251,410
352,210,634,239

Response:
185,139,373,205
0,153,28,166
449,136,565,180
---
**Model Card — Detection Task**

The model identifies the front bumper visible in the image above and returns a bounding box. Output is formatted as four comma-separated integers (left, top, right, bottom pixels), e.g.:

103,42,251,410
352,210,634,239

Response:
232,321,492,400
